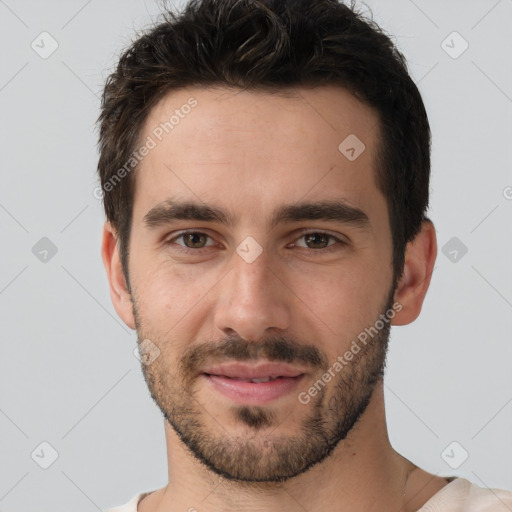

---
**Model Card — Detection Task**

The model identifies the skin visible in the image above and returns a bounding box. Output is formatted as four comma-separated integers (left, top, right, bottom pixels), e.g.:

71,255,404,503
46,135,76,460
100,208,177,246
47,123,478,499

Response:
102,85,445,511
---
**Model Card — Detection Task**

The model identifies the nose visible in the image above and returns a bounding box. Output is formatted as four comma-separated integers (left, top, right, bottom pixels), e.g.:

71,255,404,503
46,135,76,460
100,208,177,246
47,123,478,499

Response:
213,249,291,342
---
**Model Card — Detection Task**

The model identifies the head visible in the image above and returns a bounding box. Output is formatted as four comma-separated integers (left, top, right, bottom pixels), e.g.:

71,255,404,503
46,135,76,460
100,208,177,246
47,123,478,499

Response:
99,0,436,484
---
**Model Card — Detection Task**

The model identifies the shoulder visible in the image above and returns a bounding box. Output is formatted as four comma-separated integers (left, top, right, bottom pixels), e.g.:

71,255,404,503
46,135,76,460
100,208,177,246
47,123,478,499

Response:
105,492,148,512
419,477,512,511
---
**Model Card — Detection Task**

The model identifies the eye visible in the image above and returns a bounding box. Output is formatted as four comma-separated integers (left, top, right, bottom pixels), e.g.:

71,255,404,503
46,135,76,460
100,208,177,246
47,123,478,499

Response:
292,231,344,251
168,231,215,249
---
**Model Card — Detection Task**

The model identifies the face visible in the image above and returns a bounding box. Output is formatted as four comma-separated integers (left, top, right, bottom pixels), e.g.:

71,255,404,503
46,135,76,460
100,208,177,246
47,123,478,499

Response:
124,86,397,482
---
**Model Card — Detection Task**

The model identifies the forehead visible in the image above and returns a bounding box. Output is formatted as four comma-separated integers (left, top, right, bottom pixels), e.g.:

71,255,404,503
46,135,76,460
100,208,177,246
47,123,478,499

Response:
133,85,385,223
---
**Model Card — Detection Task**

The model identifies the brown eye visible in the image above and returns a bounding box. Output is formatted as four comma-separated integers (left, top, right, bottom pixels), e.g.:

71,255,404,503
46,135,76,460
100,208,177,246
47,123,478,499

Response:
182,232,209,248
168,231,214,250
304,233,330,249
292,231,345,253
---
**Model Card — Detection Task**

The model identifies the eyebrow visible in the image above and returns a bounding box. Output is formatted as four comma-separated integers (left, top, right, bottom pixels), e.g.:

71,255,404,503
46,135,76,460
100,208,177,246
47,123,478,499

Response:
271,200,370,230
143,201,232,227
143,199,370,231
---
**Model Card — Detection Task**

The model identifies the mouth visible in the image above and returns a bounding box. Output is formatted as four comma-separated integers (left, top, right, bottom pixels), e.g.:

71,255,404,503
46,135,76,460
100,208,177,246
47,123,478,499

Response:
200,362,307,404
204,375,293,383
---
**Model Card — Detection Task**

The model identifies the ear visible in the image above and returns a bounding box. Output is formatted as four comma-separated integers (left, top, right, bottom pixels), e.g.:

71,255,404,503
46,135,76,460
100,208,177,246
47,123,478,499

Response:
391,220,437,326
101,222,136,330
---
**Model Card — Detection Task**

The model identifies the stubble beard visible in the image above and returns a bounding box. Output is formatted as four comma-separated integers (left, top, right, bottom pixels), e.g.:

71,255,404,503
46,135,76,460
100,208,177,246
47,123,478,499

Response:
134,288,395,484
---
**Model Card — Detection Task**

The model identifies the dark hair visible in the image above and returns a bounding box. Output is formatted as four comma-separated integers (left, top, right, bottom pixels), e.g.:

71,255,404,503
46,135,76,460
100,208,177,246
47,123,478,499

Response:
97,0,431,287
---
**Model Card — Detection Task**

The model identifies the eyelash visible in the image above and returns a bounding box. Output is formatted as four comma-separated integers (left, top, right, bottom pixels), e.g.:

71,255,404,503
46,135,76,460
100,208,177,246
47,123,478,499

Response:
165,230,346,255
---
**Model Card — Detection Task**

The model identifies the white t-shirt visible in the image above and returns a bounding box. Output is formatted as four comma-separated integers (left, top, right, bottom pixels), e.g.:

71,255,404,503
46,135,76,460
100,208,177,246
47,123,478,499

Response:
105,477,512,511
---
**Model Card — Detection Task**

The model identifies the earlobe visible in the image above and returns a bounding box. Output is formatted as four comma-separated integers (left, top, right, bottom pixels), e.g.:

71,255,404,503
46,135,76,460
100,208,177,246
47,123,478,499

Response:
391,220,437,326
101,222,136,330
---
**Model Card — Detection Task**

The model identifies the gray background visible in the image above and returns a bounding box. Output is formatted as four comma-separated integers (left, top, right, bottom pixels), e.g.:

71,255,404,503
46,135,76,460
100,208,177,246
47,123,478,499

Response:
0,0,511,510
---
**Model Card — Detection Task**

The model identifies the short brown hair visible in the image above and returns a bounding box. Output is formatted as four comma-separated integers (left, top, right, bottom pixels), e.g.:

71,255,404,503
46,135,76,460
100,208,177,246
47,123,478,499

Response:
97,0,431,286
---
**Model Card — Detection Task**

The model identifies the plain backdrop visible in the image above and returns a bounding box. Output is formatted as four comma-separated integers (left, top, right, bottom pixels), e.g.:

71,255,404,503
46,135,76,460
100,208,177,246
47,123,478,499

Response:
0,0,511,510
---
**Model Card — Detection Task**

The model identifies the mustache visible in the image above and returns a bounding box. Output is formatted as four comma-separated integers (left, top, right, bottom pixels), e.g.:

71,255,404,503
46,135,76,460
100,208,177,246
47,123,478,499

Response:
180,334,329,378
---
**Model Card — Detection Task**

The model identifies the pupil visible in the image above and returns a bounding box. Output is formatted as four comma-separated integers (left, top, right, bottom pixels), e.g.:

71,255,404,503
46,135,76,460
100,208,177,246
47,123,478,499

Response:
186,233,205,248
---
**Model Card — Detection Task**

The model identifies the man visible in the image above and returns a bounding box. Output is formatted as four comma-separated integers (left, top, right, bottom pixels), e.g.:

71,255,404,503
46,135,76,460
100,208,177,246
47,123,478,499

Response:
98,0,512,511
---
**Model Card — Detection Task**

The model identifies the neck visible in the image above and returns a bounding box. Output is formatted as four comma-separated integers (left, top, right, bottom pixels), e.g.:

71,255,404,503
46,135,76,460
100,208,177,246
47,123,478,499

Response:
141,381,424,512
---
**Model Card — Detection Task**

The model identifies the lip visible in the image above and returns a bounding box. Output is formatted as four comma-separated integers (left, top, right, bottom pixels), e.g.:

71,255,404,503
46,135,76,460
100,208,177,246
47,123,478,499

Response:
202,373,305,405
201,361,307,405
202,362,306,380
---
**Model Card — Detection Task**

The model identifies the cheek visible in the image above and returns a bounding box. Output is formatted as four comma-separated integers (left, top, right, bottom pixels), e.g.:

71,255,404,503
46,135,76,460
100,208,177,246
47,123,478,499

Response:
132,259,219,331
286,258,389,339
289,272,361,327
